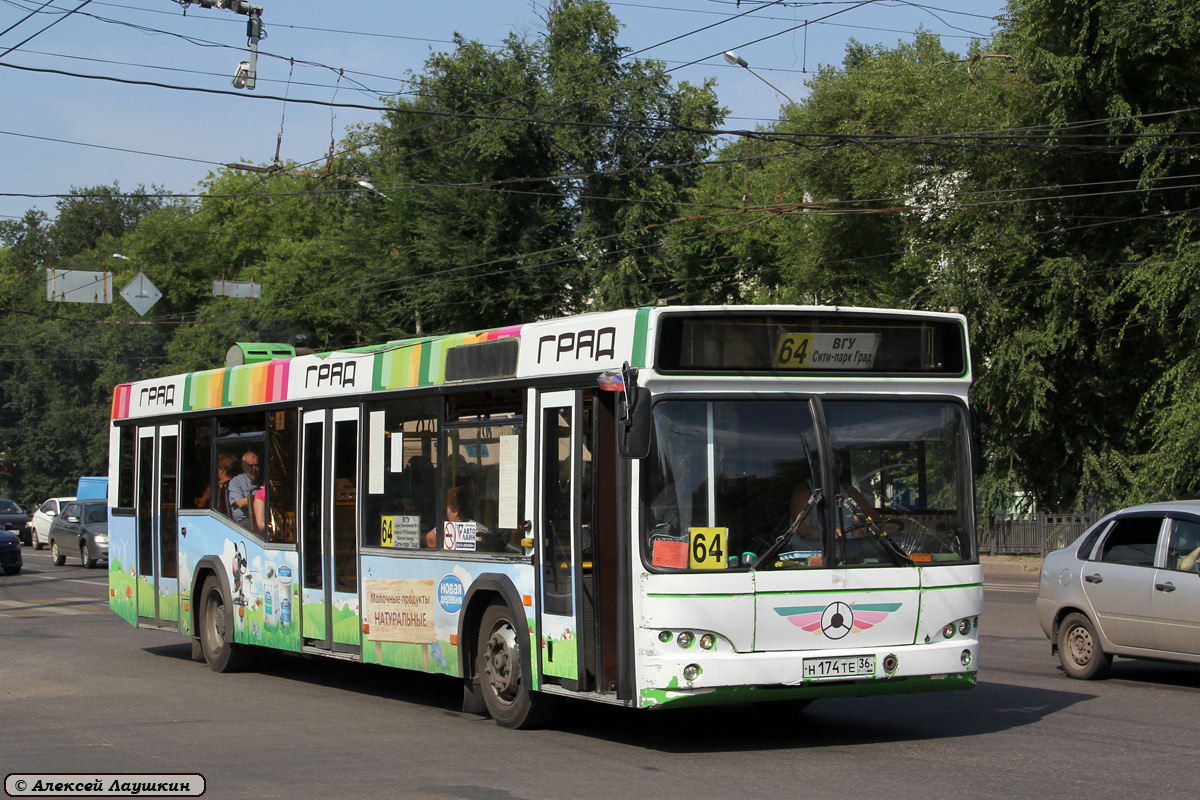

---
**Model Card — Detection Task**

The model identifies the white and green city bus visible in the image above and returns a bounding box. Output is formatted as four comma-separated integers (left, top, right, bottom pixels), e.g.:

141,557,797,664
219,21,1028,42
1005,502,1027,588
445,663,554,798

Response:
107,305,981,728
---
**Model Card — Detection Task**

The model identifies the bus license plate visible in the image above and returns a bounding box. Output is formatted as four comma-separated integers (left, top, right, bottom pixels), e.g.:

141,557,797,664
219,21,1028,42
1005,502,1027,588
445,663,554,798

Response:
802,655,875,681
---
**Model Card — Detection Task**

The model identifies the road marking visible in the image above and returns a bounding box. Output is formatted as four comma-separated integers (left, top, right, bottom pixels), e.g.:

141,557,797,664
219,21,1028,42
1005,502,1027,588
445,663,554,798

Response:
22,572,108,587
0,599,104,616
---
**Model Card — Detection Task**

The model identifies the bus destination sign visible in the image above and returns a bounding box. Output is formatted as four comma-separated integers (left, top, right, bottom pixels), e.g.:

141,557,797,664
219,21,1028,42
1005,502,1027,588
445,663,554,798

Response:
775,332,881,370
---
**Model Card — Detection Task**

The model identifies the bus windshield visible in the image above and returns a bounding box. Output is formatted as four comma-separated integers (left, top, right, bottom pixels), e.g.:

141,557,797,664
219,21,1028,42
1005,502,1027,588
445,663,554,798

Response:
643,398,975,570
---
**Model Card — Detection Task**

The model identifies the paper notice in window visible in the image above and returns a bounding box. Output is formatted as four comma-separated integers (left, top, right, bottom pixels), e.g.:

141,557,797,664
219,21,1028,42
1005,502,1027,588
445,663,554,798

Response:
652,538,689,568
499,434,519,530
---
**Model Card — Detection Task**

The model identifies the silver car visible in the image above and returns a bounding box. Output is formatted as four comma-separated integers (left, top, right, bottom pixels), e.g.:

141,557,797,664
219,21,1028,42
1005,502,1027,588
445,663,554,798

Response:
1036,500,1200,679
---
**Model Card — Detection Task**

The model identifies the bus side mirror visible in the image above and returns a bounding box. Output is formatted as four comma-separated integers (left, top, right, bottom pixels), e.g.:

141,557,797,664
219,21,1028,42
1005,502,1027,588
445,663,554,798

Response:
618,387,652,459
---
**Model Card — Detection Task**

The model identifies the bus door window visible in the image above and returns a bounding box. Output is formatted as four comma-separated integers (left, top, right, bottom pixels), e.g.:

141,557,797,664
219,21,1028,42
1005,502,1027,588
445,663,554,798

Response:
542,407,573,614
301,416,324,593
159,433,178,580
332,418,358,593
137,433,155,587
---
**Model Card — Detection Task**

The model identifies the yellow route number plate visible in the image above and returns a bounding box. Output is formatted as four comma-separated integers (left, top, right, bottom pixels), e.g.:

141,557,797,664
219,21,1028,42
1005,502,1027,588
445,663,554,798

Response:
688,527,728,570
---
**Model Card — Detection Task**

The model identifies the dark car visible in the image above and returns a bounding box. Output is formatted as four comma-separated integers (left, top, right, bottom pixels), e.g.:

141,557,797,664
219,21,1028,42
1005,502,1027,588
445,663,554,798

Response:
0,528,22,575
0,498,32,546
48,500,109,569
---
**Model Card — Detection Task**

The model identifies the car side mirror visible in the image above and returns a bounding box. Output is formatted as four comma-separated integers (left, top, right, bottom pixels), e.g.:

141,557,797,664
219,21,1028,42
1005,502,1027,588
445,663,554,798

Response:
64,515,80,523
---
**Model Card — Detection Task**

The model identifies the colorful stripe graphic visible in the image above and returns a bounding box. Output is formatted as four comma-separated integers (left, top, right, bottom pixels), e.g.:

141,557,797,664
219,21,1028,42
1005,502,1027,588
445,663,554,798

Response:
774,602,903,635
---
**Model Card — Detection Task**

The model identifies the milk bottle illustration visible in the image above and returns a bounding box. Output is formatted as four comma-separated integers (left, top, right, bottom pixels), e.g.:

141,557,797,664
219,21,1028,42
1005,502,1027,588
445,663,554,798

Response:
278,564,293,627
264,562,278,627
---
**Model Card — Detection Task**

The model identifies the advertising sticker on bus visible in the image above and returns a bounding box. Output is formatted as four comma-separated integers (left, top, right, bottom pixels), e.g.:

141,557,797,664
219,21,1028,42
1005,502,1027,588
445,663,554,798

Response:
775,332,881,370
444,520,477,552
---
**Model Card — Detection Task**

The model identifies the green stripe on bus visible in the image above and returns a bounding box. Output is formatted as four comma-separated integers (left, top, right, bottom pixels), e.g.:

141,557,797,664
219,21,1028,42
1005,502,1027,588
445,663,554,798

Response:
632,306,651,368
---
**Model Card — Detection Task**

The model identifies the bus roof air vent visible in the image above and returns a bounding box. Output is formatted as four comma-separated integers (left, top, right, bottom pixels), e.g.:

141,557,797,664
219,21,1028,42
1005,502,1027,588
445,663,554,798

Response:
226,342,296,367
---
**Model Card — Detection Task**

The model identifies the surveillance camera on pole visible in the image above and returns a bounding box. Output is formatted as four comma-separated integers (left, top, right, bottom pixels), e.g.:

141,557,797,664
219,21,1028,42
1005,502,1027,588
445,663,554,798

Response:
178,1,263,91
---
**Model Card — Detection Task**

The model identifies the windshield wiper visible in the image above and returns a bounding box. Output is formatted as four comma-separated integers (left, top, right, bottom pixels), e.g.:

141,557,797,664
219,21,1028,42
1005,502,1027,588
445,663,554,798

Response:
839,495,914,566
755,488,823,567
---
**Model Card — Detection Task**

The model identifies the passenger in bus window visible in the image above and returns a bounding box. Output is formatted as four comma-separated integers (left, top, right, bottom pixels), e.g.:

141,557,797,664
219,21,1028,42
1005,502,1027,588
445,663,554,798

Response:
251,486,267,535
198,452,239,513
426,485,490,549
227,449,262,528
215,453,238,517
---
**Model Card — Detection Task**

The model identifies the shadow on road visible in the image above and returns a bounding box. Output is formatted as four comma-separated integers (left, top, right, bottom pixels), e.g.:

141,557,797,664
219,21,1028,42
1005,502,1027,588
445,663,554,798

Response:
140,639,1098,748
548,680,1096,751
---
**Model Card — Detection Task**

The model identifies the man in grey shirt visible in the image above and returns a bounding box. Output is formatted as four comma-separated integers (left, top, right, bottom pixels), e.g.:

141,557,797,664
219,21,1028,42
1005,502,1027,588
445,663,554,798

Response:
227,449,261,528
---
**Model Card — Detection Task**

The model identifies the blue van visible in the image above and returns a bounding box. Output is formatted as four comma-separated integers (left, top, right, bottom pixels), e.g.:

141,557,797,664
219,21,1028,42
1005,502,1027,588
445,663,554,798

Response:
76,476,108,500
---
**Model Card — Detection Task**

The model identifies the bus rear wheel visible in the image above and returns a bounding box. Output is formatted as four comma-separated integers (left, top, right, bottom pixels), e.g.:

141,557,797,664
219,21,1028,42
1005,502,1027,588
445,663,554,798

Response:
199,576,254,673
476,602,556,729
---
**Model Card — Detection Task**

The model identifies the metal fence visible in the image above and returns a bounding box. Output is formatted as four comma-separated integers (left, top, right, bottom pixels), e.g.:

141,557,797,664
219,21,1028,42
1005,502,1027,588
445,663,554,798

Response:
979,512,1097,557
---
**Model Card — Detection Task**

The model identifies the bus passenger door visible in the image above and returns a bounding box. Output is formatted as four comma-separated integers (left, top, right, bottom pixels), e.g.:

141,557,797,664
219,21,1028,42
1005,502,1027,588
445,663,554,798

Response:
537,389,617,693
299,408,362,656
135,425,180,629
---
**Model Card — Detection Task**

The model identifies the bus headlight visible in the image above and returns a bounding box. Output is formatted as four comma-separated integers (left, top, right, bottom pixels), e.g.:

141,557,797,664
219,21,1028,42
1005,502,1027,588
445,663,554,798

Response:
683,664,700,681
676,631,694,648
658,630,672,643
942,623,956,639
958,618,972,636
699,634,715,650
961,649,973,667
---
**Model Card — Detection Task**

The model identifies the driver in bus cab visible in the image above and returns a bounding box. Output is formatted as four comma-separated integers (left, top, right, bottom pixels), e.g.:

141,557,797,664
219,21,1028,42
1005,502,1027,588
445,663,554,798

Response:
789,452,878,539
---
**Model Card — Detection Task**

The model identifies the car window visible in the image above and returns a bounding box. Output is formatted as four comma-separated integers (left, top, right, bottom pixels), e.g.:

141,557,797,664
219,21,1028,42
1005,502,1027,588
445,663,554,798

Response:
0,500,20,513
62,503,81,518
1096,516,1163,566
1076,519,1111,560
39,501,54,514
1166,518,1200,573
83,505,107,524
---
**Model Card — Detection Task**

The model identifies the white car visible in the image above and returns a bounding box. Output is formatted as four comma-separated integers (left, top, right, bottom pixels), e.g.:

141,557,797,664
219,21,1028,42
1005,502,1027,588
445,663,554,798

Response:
31,496,75,551
1036,500,1200,679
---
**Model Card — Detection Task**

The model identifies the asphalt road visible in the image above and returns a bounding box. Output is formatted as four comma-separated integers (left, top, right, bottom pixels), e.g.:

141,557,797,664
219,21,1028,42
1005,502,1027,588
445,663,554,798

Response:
4,548,1198,800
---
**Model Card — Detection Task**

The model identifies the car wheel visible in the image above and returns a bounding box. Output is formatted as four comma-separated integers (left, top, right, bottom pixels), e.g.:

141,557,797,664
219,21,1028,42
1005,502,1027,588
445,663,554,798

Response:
476,602,556,729
32,533,43,551
199,576,254,673
81,543,97,569
1057,611,1112,680
50,540,65,566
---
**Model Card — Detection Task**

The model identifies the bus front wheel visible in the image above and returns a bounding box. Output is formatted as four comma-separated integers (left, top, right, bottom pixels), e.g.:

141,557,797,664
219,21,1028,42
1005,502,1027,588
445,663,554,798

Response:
476,602,556,729
199,576,253,673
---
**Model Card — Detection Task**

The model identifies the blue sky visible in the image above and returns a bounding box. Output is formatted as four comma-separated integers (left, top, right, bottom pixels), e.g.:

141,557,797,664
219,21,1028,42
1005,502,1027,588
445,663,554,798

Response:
0,1,1007,224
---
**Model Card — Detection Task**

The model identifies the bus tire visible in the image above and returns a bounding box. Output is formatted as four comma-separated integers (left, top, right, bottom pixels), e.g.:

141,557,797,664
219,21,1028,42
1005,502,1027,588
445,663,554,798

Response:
199,576,253,673
476,602,556,729
1057,612,1111,680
